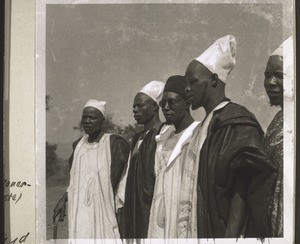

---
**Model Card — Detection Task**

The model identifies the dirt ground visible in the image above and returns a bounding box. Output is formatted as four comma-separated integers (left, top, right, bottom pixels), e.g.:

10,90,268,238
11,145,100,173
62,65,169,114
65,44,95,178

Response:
46,173,69,239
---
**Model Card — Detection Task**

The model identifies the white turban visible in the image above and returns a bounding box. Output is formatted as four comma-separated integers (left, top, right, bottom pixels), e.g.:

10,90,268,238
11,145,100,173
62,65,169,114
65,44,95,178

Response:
194,35,237,83
84,99,106,118
282,36,293,80
139,80,165,104
269,36,293,80
270,41,283,57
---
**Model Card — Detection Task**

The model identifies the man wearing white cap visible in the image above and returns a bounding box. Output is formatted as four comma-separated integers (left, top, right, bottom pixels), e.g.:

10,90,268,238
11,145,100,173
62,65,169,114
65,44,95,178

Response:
116,81,165,239
53,100,130,240
264,36,292,237
185,35,275,238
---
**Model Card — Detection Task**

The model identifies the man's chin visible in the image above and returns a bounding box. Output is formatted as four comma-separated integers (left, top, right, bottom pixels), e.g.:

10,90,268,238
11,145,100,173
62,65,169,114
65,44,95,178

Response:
269,98,283,107
134,118,143,125
164,119,173,125
191,103,201,110
269,102,282,108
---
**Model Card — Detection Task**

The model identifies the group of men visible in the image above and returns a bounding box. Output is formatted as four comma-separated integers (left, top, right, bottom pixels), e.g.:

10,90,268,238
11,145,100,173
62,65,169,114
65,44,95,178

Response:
53,34,292,241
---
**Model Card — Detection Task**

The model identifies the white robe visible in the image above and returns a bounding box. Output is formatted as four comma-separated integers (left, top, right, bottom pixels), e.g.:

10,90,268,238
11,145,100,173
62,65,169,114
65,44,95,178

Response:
147,122,200,238
67,134,121,243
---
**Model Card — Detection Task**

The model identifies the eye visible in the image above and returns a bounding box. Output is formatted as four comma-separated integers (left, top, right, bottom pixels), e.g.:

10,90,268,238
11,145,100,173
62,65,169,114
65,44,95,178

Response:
169,99,176,106
274,72,284,79
264,72,270,79
188,79,197,85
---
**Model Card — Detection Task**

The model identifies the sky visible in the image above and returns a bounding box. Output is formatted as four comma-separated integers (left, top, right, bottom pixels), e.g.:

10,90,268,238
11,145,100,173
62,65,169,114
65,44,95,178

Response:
45,3,290,159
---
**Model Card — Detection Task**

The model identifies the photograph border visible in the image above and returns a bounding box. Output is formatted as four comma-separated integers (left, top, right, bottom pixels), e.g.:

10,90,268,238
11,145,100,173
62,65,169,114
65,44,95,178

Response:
35,0,295,243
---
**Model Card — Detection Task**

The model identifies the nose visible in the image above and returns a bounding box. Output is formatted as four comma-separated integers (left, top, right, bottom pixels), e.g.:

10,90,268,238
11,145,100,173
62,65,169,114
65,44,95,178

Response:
266,76,277,87
162,102,170,111
185,84,191,93
133,106,138,113
270,76,277,85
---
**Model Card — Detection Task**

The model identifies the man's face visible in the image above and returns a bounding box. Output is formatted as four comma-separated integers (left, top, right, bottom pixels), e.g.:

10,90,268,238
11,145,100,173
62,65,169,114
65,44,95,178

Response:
160,92,187,125
81,107,104,135
133,93,156,125
264,55,283,107
185,61,212,110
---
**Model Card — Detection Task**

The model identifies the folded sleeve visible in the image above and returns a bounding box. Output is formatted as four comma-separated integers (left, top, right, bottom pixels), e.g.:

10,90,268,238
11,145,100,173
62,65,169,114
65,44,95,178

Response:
212,124,276,237
110,135,130,194
68,137,82,170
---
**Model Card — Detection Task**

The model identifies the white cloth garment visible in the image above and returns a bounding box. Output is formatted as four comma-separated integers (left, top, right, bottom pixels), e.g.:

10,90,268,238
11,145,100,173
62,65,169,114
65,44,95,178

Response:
269,36,293,99
195,35,237,83
147,121,200,238
282,36,293,80
270,42,283,57
67,134,120,242
139,80,165,104
84,99,106,118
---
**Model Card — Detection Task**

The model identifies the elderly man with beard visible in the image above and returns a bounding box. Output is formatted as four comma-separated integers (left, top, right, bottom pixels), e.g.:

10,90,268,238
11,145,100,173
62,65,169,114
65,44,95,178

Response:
147,75,200,238
115,81,165,239
264,36,292,237
185,35,275,238
53,100,130,241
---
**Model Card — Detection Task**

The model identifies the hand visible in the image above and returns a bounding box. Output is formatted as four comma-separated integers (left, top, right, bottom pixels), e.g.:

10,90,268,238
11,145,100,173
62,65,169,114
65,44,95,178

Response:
225,192,246,238
53,192,68,223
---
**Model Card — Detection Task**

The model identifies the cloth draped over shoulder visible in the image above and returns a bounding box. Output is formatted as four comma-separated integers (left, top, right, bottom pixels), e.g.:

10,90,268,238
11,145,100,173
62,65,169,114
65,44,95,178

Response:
196,102,276,238
265,110,283,237
67,134,130,240
68,134,129,195
148,121,200,238
121,127,161,239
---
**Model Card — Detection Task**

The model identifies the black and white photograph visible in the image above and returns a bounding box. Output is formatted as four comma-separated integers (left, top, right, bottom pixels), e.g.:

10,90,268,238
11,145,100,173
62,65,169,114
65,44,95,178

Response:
34,0,296,243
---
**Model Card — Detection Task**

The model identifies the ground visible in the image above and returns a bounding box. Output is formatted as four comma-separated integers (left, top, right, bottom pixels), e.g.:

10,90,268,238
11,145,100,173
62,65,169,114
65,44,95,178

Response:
46,162,69,240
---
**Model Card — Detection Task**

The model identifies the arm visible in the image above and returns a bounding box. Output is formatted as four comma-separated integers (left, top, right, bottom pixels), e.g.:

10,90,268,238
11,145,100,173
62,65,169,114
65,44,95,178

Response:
53,138,81,223
109,135,130,238
225,177,247,238
53,191,68,223
224,124,274,237
110,135,130,193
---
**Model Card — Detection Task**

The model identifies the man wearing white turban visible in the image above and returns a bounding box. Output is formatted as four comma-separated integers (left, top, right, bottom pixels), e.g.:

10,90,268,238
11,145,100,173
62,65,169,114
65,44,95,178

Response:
53,100,130,241
185,35,275,238
116,81,165,239
264,36,293,237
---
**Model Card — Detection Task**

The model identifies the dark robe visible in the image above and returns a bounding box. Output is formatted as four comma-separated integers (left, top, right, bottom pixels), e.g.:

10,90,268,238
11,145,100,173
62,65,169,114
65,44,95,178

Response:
122,127,160,239
68,134,130,197
197,102,276,238
265,110,283,237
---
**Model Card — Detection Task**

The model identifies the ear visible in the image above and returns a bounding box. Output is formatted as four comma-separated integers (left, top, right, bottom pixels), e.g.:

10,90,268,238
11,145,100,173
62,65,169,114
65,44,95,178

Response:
210,74,218,88
152,101,159,112
184,99,191,110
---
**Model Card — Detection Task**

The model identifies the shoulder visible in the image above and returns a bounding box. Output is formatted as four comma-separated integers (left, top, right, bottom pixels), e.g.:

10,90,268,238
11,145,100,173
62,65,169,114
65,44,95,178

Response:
213,102,263,132
218,102,257,119
72,137,82,150
132,130,143,140
109,134,130,148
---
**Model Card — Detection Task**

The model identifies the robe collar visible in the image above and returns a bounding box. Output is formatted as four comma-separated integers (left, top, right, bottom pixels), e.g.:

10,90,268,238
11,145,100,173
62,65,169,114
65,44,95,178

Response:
156,121,200,167
167,121,200,166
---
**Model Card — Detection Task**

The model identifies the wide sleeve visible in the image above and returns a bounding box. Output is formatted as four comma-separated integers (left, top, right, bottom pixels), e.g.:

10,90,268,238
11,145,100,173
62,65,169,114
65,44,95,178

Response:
110,135,130,194
68,137,82,170
211,123,276,237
